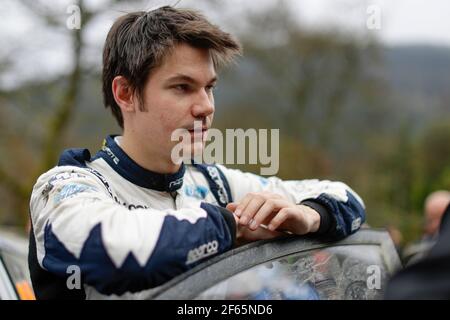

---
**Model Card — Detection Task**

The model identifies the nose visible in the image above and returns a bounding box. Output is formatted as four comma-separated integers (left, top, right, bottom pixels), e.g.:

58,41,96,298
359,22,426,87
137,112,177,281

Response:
191,89,214,118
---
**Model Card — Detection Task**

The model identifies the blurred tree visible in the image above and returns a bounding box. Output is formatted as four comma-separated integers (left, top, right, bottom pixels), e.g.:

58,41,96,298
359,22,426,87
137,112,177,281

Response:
412,119,450,208
0,0,90,225
0,0,149,225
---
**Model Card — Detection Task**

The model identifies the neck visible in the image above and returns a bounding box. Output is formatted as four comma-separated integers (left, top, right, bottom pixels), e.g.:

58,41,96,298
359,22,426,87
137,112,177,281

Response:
119,134,181,174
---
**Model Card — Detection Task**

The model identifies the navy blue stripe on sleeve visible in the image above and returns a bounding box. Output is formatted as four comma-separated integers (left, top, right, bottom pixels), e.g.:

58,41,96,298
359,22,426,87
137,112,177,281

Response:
42,203,234,295
302,191,366,240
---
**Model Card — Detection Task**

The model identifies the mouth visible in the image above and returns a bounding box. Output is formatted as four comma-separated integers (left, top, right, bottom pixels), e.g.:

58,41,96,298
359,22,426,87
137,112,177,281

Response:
187,127,208,142
188,127,208,133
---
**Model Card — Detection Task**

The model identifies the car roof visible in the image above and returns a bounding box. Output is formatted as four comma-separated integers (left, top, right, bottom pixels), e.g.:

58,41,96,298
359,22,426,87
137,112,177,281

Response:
148,228,401,299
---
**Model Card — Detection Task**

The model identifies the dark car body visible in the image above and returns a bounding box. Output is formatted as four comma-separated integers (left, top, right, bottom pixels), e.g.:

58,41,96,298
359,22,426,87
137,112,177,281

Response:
146,228,402,300
1,228,400,300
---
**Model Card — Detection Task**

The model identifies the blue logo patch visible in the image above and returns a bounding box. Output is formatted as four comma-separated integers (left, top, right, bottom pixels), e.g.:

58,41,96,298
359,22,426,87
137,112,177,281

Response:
184,185,209,200
54,183,96,204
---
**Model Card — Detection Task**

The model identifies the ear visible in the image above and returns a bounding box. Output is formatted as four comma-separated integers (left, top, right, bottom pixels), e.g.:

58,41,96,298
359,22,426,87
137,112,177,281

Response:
112,76,136,112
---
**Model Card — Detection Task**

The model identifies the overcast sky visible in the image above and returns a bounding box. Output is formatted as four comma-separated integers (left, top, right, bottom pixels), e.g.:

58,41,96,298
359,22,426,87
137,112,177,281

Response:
290,0,450,46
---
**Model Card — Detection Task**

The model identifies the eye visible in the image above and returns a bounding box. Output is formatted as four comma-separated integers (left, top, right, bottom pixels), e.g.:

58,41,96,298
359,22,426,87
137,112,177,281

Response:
173,84,190,92
205,83,216,93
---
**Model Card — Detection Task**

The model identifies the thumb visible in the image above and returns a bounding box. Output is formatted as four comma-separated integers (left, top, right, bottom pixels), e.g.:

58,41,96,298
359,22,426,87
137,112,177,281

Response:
226,202,238,212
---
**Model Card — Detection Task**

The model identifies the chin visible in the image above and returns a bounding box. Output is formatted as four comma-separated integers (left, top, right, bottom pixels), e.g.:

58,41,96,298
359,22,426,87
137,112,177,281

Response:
173,141,205,163
190,142,205,157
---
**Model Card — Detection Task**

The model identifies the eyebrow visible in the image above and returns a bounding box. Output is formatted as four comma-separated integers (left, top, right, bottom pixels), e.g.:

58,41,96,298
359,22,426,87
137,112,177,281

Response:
165,73,217,86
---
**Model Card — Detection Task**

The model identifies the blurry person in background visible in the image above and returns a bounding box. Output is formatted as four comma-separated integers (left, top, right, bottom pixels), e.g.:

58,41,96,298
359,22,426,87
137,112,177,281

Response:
385,202,450,299
424,190,450,239
402,190,450,265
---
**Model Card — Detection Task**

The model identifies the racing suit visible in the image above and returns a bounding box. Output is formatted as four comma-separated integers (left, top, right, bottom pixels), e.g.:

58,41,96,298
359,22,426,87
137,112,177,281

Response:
28,135,366,299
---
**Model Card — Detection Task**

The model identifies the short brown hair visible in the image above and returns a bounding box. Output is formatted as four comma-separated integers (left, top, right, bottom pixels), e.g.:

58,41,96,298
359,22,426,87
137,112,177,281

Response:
102,6,242,128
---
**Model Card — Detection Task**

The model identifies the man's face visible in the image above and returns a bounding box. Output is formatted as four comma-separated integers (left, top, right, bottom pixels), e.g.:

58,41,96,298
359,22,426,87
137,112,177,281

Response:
130,43,216,162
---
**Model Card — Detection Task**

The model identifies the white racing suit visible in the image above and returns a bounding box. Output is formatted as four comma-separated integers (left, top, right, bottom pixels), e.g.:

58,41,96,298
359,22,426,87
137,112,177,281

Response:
28,135,366,299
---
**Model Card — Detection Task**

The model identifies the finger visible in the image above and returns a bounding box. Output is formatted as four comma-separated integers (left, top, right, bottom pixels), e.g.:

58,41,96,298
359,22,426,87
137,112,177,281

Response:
234,192,284,217
260,211,278,228
233,212,240,225
250,199,291,230
234,193,254,217
240,196,266,226
240,224,284,241
226,202,238,212
268,208,292,231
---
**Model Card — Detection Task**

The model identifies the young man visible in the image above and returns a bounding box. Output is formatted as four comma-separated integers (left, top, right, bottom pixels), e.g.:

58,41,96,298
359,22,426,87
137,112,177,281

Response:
28,6,366,299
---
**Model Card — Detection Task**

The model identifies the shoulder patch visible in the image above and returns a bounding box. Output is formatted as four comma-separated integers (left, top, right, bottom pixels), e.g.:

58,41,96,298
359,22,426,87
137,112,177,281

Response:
53,183,97,205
